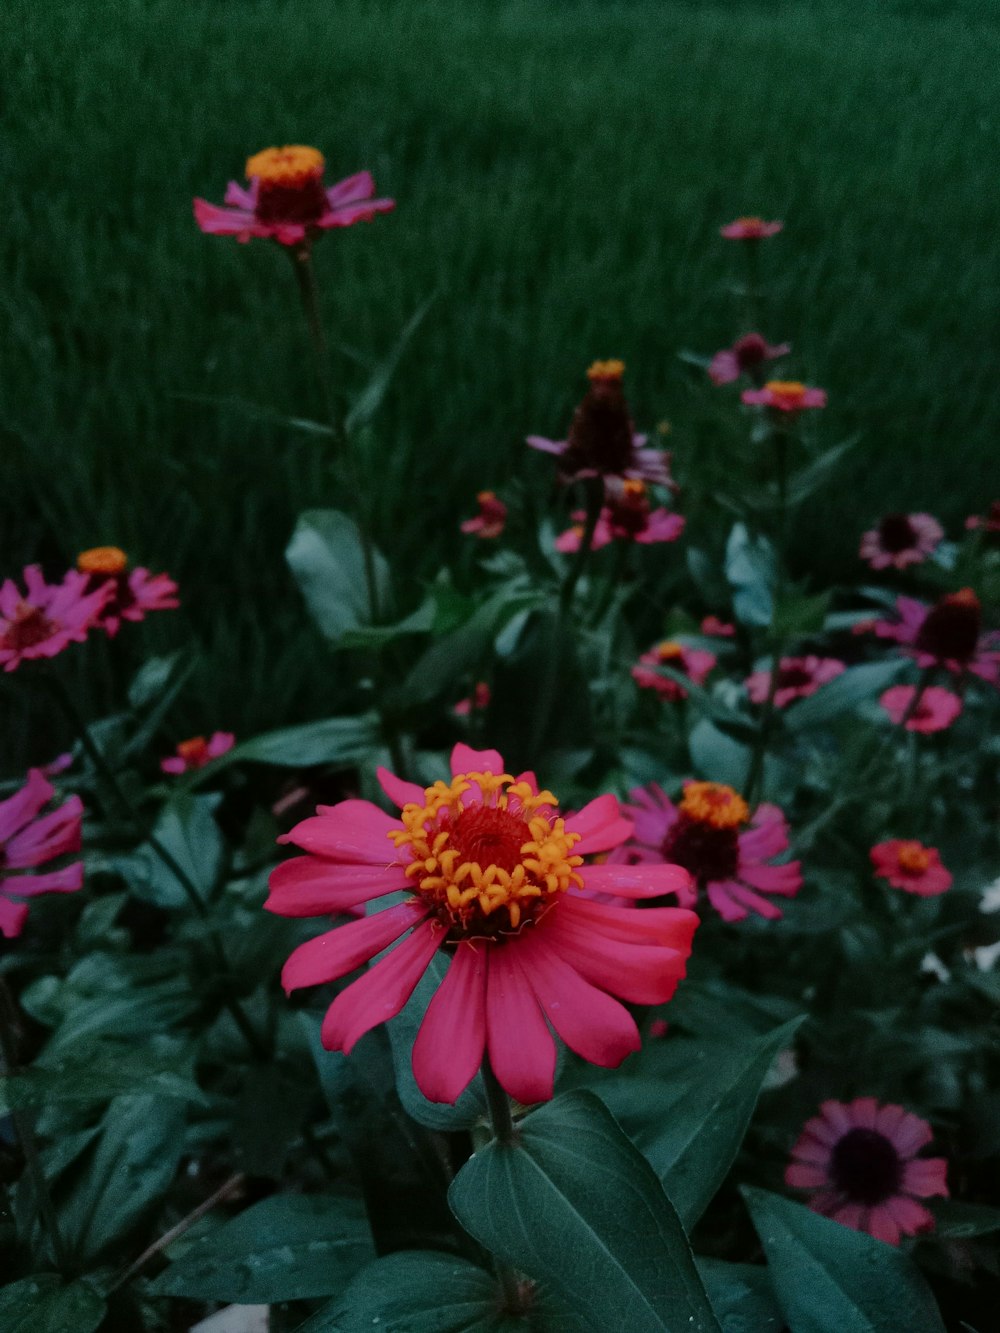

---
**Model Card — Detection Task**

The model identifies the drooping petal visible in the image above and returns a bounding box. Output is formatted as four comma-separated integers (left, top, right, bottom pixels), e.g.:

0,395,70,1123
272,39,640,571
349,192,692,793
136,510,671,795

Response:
411,942,487,1104
865,1205,901,1246
278,800,399,862
376,766,426,810
281,900,426,993
193,198,256,236
324,170,376,206
721,879,785,919
557,895,697,946
6,796,83,868
737,860,802,895
265,856,408,917
0,769,53,842
883,1195,935,1236
738,805,789,859
319,197,395,228
543,908,694,1004
902,1158,949,1198
565,794,633,854
5,864,83,897
580,861,692,901
0,896,29,939
486,946,556,1106
705,879,749,922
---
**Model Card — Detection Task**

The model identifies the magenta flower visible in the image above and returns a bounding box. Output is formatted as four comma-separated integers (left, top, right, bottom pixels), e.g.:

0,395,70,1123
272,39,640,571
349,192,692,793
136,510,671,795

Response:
701,615,736,638
460,491,507,539
453,683,491,717
194,146,394,247
859,514,943,571
265,744,697,1105
870,840,952,897
720,217,784,240
879,685,962,734
527,361,676,487
632,641,716,702
0,566,110,672
741,380,827,413
555,479,685,553
77,547,178,637
708,333,791,385
616,781,802,922
871,590,1000,686
161,733,236,775
786,1097,948,1245
0,769,83,939
965,500,1000,546
745,655,846,709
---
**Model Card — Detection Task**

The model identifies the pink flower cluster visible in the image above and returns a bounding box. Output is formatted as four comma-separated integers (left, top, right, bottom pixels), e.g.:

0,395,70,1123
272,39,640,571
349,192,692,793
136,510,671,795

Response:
0,769,84,939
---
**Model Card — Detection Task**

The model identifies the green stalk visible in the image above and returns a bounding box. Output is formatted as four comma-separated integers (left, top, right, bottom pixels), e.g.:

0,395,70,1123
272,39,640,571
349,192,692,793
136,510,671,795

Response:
480,1058,526,1314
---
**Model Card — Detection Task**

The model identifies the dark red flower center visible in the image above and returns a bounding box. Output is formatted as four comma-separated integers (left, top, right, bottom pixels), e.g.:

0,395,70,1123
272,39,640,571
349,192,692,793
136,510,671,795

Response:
915,589,981,662
662,815,740,884
777,665,814,690
3,604,57,651
564,380,636,476
830,1128,902,1205
877,513,918,554
734,333,768,368
449,805,531,875
255,178,328,226
83,571,135,620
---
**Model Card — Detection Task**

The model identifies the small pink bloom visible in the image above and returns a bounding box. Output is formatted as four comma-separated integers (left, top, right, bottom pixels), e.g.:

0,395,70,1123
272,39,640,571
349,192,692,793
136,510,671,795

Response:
708,333,791,385
76,547,178,637
41,753,74,777
453,683,491,717
701,616,736,638
745,656,846,709
265,744,698,1105
741,380,827,413
859,513,943,571
649,1019,669,1038
555,479,685,553
460,492,507,539
0,566,110,672
965,500,1000,546
786,1097,948,1245
161,732,235,775
0,769,84,939
871,590,1000,686
195,146,394,247
720,217,784,240
871,840,952,897
632,641,716,702
879,685,962,734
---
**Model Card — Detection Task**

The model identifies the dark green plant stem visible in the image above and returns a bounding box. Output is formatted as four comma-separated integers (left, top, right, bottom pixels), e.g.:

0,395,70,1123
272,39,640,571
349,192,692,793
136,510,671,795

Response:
480,1058,526,1313
559,477,604,613
0,980,70,1273
743,240,762,329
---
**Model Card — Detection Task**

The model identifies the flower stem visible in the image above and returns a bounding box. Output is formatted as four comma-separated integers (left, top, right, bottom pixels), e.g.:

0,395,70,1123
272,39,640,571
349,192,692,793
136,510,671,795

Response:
480,1058,526,1314
559,477,604,613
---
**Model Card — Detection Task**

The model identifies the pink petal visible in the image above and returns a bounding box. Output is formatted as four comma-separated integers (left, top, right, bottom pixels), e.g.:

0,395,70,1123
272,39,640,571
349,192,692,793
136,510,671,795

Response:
849,1097,879,1129
890,1112,933,1156
737,860,802,896
0,896,29,939
865,1205,901,1245
884,1195,936,1236
5,864,83,897
193,198,255,236
265,856,408,917
714,879,784,920
5,796,82,868
635,511,685,544
706,880,748,922
160,758,186,774
525,435,567,456
565,794,632,855
319,198,395,228
411,942,487,1104
450,743,505,777
819,1100,854,1135
902,1158,949,1198
0,770,53,843
224,180,256,208
543,909,693,1004
580,863,692,900
278,800,399,862
206,732,235,759
377,766,426,809
785,1163,829,1188
486,946,556,1105
281,900,426,992
325,170,376,206
558,896,696,947
737,805,789,859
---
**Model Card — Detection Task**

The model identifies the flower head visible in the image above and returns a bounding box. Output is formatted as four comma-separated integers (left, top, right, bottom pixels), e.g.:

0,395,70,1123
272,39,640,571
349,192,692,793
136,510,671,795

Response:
0,566,110,672
741,380,827,413
879,685,962,734
859,514,943,571
616,780,802,922
555,479,685,553
161,732,235,775
77,546,179,637
194,147,395,246
265,744,697,1104
632,641,716,701
871,590,1000,685
871,840,952,896
460,491,507,540
701,615,736,638
708,333,791,385
965,500,1000,546
786,1098,948,1245
453,683,491,717
0,769,83,939
720,217,784,240
745,655,845,709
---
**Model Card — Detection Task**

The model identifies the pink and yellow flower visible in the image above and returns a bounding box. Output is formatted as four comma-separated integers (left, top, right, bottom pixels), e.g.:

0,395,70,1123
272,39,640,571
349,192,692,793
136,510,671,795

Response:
871,590,1000,686
453,683,491,717
460,492,507,539
708,333,790,385
77,547,178,637
554,479,685,553
741,380,827,413
745,655,846,709
0,769,83,939
879,685,962,734
786,1097,948,1245
161,733,236,775
265,744,697,1105
0,566,110,672
616,780,802,922
720,217,784,240
859,514,943,571
632,641,716,701
194,146,394,247
870,840,952,897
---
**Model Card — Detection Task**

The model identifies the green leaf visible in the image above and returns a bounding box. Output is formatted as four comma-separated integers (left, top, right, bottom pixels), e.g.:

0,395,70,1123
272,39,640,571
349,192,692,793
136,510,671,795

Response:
134,792,224,908
928,1200,1000,1238
448,1090,721,1333
174,392,335,438
286,508,390,643
346,295,435,435
0,1045,207,1112
784,435,861,506
127,653,182,709
697,1259,783,1333
742,1187,947,1333
0,1275,105,1333
688,718,751,788
339,598,437,649
771,590,832,638
725,524,776,628
217,713,380,770
783,660,909,731
150,1194,375,1302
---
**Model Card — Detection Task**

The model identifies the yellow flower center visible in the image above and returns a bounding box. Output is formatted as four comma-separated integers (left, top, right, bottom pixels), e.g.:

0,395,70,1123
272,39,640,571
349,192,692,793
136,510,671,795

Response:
896,841,931,875
735,216,763,226
679,781,750,830
477,490,497,504
587,359,625,382
177,736,209,765
388,770,584,936
77,546,128,576
245,145,325,186
656,641,685,662
621,479,646,501
765,380,806,403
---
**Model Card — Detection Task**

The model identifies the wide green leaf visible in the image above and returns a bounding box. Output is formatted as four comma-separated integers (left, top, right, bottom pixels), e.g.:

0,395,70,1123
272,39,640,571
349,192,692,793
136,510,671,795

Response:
133,792,224,908
217,713,380,770
743,1187,947,1333
286,508,390,642
783,660,908,731
0,1043,206,1111
0,1276,105,1333
448,1090,721,1333
725,523,776,628
697,1259,783,1333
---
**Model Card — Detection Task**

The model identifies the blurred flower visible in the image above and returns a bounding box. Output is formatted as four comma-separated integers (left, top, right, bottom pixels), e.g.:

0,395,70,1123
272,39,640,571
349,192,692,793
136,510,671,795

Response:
460,491,507,539
745,655,845,709
194,146,394,246
161,733,235,775
0,769,83,939
554,479,685,552
265,744,697,1105
708,333,791,385
980,876,1000,914
701,615,736,638
720,217,784,240
965,500,1000,546
77,547,178,637
527,361,676,487
0,566,110,672
41,753,74,777
870,840,952,897
879,685,962,733
616,780,802,922
741,380,827,413
649,1018,669,1038
871,590,1000,685
971,940,1000,971
632,641,716,701
453,683,491,716
786,1097,948,1245
859,514,943,571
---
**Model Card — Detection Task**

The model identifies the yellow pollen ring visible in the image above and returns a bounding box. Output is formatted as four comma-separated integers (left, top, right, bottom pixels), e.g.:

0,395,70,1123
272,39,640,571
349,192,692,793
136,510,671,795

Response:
477,490,497,504
765,380,806,400
177,736,208,763
656,641,684,661
245,145,325,185
896,841,931,874
680,781,750,830
621,479,647,500
77,546,128,576
587,359,625,382
735,216,763,226
948,588,979,609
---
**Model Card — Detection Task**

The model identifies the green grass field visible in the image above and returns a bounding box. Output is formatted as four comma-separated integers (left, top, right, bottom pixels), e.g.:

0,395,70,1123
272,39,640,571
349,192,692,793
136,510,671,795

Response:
5,0,999,755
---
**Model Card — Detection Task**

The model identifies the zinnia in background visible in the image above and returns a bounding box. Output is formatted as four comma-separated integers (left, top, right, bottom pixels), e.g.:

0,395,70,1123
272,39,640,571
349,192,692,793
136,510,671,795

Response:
965,499,1000,545
266,744,697,1105
453,683,491,716
0,769,84,939
161,733,236,775
742,380,827,413
879,685,962,734
871,589,1000,685
632,641,716,701
720,217,784,240
708,333,790,385
859,513,943,571
871,840,952,897
460,491,507,539
77,547,179,636
701,615,736,638
555,479,685,552
0,566,110,672
786,1097,948,1245
746,655,845,709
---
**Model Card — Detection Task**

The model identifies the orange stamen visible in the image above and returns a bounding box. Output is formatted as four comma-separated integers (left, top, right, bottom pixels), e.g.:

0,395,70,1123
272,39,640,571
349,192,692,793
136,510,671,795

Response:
77,546,128,576
679,781,750,830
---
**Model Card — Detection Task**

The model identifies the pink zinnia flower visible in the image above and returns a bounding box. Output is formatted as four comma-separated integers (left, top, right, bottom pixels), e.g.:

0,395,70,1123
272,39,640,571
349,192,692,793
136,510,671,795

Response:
632,641,716,701
161,732,236,775
265,744,697,1105
708,333,791,385
701,615,736,638
77,547,178,637
0,566,110,672
194,146,394,247
879,685,962,733
719,217,784,240
741,380,827,413
870,840,952,897
615,781,802,922
859,514,943,571
453,683,491,716
555,479,685,553
0,769,84,939
745,656,846,709
871,589,1000,686
527,361,676,488
460,492,507,540
786,1097,948,1245
965,500,1000,546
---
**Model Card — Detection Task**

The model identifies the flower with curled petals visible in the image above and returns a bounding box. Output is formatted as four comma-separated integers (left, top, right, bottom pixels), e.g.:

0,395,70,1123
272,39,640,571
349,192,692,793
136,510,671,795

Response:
77,547,178,637
871,840,952,897
0,769,84,939
786,1097,948,1245
0,566,110,672
720,217,783,240
742,380,827,413
265,745,697,1106
871,590,1000,686
708,333,790,385
632,641,716,701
